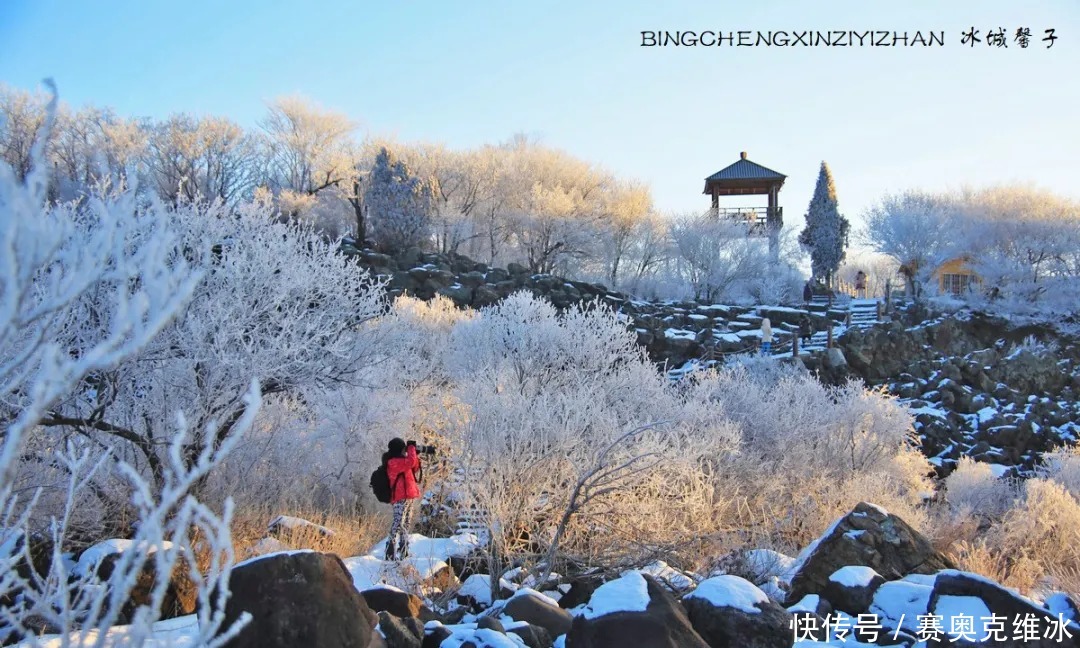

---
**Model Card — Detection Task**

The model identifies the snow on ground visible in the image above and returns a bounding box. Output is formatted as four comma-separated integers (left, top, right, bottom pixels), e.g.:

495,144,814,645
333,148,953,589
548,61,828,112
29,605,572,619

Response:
436,626,527,647
458,574,499,606
684,575,769,614
348,531,482,592
19,614,203,648
869,580,933,634
575,571,651,620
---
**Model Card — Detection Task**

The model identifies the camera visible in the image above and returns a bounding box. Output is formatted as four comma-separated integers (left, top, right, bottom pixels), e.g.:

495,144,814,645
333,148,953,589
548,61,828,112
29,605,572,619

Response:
408,440,437,455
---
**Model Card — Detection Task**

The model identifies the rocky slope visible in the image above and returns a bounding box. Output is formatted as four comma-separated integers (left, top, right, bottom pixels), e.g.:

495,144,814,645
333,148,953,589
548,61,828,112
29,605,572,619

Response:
36,504,1080,647
834,310,1080,476
343,244,1080,476
342,244,842,369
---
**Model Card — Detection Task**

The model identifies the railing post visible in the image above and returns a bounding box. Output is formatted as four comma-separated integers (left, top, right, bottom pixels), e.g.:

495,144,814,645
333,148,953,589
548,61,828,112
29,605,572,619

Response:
827,324,834,349
792,335,799,357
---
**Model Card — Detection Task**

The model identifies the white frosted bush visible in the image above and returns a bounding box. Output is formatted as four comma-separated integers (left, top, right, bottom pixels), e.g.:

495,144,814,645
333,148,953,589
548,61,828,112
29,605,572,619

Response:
944,457,1018,519
1037,446,1080,500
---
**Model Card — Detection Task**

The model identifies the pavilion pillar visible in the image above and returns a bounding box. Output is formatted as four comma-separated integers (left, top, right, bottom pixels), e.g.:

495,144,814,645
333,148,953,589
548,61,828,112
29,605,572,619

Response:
767,184,780,264
711,191,719,210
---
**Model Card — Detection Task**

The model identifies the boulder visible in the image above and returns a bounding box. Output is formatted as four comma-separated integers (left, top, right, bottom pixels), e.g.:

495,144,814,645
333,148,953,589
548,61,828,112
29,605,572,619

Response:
214,551,377,648
558,576,601,610
502,588,573,637
376,611,423,648
361,586,439,622
475,615,506,633
421,624,452,648
565,573,709,648
823,347,848,371
459,271,487,288
397,247,424,269
926,570,1080,647
507,623,553,648
786,502,954,605
681,575,793,648
75,539,197,624
472,285,501,308
485,268,509,283
821,565,885,615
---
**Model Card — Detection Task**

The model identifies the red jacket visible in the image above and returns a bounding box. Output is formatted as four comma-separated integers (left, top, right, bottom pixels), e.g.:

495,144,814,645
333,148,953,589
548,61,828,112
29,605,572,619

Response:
387,445,421,503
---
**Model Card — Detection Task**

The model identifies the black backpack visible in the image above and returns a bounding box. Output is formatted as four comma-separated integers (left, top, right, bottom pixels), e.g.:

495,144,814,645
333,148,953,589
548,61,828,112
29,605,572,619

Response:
370,460,417,504
370,462,393,504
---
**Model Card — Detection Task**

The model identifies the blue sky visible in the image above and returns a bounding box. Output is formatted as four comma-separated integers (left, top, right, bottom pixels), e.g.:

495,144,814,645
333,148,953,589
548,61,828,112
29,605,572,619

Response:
2,0,1077,230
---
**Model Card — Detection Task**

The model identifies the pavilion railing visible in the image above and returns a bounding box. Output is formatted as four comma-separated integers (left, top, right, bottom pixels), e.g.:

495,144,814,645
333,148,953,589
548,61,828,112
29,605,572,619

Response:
708,206,780,235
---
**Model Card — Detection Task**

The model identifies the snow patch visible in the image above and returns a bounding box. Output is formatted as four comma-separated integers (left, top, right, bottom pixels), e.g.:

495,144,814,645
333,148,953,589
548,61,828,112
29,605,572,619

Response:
828,565,879,588
870,580,932,634
578,571,650,620
684,575,768,614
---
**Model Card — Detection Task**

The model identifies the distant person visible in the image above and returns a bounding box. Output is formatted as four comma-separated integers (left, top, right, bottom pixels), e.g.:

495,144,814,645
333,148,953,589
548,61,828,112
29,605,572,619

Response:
803,281,813,305
759,318,773,356
855,270,867,299
798,315,813,347
383,438,422,561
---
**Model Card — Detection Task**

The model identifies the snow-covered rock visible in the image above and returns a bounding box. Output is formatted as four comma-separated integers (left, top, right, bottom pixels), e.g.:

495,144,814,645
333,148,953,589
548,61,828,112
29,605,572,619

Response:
681,575,793,648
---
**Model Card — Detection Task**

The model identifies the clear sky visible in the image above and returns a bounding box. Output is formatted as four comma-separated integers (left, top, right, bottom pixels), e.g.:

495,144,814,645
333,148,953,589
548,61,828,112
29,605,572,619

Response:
1,0,1078,231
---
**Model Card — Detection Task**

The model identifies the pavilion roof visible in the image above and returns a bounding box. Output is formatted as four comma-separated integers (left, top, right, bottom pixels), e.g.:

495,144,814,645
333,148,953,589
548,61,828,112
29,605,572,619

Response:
705,154,786,184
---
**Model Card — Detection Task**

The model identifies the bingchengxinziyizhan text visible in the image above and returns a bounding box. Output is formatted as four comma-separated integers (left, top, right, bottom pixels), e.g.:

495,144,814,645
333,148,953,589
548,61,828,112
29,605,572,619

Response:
640,28,1059,48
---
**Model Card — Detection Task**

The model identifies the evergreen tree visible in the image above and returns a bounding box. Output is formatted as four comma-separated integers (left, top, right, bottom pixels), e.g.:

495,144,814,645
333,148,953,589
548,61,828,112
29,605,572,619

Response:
799,161,850,285
365,147,437,251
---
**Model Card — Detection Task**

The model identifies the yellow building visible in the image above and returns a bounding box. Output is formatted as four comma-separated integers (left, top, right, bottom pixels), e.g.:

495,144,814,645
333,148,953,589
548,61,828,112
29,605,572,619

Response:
933,257,980,295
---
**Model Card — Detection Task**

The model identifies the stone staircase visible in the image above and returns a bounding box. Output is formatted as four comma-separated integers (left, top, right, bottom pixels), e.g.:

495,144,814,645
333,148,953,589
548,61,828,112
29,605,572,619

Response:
444,466,490,538
848,298,882,330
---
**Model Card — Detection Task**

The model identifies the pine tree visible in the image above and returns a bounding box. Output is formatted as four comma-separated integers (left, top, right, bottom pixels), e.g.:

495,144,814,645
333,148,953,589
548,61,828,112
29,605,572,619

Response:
799,161,850,285
365,147,437,251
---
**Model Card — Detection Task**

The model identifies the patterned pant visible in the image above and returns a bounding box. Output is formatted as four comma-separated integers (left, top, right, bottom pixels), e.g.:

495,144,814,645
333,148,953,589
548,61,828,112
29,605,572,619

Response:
386,499,415,559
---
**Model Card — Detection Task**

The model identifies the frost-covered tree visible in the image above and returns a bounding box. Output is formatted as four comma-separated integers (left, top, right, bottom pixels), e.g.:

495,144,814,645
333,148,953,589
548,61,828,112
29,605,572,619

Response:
799,162,849,285
669,211,768,302
364,147,436,251
682,361,933,548
0,93,248,646
862,190,959,300
0,84,51,183
146,114,258,205
32,199,386,501
259,96,355,219
443,293,734,586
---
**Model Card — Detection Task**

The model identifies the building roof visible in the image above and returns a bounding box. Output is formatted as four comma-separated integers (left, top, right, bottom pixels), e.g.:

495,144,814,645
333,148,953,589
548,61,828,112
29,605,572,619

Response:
705,153,787,183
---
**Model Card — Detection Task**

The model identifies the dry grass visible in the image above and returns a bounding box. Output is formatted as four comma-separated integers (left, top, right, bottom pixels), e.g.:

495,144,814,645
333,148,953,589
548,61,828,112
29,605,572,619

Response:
229,503,390,561
1048,566,1080,600
949,540,1044,593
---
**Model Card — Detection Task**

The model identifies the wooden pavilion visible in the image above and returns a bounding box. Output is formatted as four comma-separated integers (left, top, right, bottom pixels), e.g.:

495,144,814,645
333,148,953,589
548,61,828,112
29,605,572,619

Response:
703,152,786,262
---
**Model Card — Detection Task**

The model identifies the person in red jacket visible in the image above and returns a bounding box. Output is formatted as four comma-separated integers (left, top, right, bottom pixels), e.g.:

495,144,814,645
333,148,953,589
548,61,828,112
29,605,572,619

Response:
384,437,421,560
